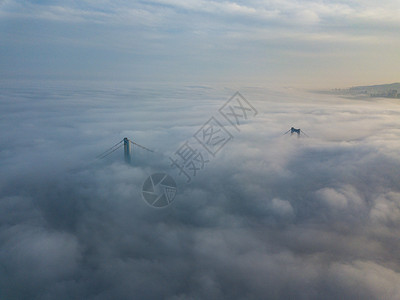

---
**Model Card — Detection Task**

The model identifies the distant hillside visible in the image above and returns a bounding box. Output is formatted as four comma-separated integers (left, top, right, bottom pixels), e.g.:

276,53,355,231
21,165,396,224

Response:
318,83,400,99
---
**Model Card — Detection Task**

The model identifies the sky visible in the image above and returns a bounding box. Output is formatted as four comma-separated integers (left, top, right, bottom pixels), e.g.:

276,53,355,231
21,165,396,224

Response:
1,83,400,299
0,0,399,87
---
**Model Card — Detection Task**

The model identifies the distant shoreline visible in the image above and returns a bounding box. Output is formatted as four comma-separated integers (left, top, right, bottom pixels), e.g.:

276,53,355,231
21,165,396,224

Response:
313,83,400,99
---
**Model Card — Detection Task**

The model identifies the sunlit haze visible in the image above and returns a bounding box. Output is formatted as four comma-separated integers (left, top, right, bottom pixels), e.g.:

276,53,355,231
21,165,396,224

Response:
1,0,399,88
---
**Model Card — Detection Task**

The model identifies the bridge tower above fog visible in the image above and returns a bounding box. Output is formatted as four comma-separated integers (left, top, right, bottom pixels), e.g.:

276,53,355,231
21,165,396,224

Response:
96,137,153,163
283,127,309,138
124,137,131,163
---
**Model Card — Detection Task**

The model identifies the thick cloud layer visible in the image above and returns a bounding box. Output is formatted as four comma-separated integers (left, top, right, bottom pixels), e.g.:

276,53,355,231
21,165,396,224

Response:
1,81,400,299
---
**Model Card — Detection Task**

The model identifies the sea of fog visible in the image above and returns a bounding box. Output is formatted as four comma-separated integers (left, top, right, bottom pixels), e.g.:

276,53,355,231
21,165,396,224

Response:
1,81,400,299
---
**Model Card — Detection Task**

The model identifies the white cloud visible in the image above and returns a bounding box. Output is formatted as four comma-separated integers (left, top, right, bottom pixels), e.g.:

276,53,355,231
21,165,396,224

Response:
330,260,400,299
316,185,364,211
2,0,400,29
1,84,400,298
1,0,399,85
370,192,400,226
270,197,294,217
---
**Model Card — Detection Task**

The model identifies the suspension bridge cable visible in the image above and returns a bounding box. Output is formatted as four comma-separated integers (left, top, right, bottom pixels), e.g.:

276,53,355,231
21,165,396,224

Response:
129,140,154,153
95,139,123,159
97,143,124,159
283,129,291,135
300,130,309,137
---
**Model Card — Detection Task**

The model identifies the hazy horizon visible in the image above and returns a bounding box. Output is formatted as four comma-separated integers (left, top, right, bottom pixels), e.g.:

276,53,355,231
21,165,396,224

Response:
1,0,399,88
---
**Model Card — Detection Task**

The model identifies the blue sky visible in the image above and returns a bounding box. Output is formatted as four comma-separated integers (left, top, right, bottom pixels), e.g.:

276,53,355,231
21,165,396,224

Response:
0,0,399,87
